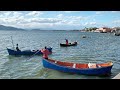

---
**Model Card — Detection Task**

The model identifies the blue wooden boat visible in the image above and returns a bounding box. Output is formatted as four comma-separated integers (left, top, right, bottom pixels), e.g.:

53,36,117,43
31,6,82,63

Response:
7,47,52,55
60,42,77,47
42,58,113,76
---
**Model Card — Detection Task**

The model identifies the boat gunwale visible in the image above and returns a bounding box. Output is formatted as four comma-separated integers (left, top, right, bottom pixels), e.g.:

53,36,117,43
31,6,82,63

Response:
43,58,113,70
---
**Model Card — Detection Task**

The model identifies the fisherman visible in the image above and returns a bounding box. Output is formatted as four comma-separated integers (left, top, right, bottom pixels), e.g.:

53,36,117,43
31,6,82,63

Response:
65,39,68,45
41,46,51,59
16,44,21,51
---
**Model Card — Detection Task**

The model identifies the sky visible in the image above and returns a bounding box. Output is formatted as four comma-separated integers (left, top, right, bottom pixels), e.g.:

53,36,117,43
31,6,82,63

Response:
0,11,120,30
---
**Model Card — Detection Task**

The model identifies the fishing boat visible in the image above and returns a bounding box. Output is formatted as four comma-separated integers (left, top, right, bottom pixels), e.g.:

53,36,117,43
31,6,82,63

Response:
60,42,77,47
42,58,113,76
7,47,52,55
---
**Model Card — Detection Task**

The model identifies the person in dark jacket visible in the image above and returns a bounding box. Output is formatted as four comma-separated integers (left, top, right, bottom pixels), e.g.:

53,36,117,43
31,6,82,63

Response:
16,44,21,51
65,39,68,45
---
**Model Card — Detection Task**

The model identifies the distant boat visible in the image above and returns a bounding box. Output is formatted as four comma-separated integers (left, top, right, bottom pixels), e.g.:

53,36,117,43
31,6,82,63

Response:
42,58,113,76
114,30,120,36
60,42,77,47
114,33,120,36
7,47,52,55
82,35,86,38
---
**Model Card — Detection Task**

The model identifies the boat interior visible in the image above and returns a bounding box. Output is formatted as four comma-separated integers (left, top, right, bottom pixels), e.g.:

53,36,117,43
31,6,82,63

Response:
47,59,113,69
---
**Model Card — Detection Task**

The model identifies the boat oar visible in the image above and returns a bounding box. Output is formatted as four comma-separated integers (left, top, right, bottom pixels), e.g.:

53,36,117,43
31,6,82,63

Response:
26,50,40,61
11,36,14,49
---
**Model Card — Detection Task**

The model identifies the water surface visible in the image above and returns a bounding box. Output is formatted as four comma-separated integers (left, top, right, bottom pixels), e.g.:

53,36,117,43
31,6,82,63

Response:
0,30,119,79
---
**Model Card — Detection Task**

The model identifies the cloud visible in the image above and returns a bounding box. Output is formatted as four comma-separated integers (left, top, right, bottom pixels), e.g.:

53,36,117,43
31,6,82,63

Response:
0,11,23,18
0,11,12,17
64,11,80,13
12,12,23,18
4,12,12,17
111,11,120,13
0,11,99,29
83,22,97,26
18,22,55,29
89,22,96,25
67,16,86,20
96,11,106,14
26,11,43,17
0,11,119,30
96,11,120,15
57,14,64,18
30,18,62,23
113,20,120,24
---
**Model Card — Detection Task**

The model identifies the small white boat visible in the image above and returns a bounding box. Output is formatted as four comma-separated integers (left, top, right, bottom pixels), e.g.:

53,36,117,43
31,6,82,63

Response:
114,32,120,36
114,30,120,36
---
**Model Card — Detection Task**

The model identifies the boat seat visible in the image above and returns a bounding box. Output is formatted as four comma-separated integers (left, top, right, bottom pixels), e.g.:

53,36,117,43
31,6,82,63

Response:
73,63,76,68
97,65,101,68
88,63,97,68
55,61,57,64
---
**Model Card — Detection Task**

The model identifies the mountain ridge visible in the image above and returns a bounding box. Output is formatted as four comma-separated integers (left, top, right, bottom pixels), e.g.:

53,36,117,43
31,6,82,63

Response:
0,25,25,30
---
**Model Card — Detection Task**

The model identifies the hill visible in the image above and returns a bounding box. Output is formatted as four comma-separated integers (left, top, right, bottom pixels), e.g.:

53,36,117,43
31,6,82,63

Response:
0,25,25,30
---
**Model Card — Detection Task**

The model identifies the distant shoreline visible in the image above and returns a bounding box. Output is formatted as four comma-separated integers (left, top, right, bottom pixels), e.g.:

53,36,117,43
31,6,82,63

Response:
0,29,83,31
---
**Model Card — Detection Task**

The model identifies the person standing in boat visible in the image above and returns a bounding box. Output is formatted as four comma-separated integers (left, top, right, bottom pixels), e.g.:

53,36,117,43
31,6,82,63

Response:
65,39,68,45
41,46,51,59
16,44,21,51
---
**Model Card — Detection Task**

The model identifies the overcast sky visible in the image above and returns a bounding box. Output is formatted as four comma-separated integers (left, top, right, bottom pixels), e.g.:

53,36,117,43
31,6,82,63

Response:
0,11,120,30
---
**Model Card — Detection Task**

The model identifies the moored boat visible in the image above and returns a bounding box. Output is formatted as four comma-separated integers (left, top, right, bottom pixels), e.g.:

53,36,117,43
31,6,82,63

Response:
7,47,52,55
42,58,113,76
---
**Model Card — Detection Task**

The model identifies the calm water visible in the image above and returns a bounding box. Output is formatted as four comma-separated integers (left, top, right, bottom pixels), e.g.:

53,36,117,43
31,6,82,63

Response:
0,30,120,79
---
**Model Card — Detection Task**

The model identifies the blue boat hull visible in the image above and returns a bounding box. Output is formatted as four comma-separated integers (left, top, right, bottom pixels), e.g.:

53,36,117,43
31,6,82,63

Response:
42,59,113,76
7,48,52,55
